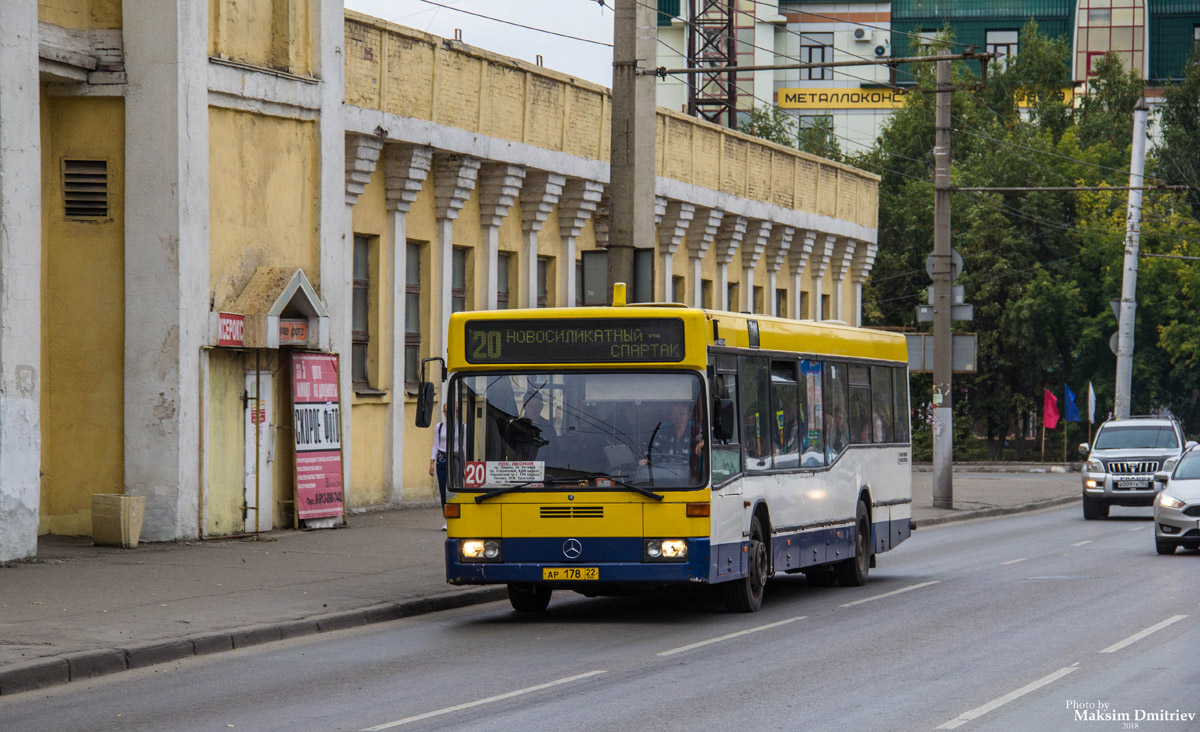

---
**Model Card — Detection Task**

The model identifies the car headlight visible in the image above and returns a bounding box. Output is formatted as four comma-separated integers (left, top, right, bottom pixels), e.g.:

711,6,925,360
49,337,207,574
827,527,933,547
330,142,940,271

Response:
645,539,687,561
461,539,501,561
1158,493,1185,509
1086,459,1104,473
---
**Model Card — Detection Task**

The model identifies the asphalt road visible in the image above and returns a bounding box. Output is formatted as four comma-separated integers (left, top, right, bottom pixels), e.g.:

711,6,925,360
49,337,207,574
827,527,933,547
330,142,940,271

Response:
2,505,1196,732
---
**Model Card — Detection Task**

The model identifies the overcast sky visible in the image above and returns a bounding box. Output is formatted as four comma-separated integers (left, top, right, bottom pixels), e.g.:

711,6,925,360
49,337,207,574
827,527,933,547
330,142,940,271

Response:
344,0,617,86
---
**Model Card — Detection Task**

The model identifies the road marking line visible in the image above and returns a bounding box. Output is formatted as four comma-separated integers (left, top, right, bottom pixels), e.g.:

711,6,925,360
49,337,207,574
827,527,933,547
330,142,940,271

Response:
1129,526,1147,532
936,666,1079,729
1072,540,1092,546
657,616,805,657
839,580,941,608
1001,558,1028,565
362,670,607,730
1099,615,1188,655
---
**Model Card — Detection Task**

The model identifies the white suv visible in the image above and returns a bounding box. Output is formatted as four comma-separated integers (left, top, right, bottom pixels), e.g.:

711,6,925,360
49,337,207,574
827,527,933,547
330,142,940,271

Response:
1079,417,1195,520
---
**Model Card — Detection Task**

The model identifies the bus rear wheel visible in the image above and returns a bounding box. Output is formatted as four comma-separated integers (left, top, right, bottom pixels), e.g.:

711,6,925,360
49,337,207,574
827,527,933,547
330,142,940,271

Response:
507,583,552,612
834,500,871,587
722,514,767,612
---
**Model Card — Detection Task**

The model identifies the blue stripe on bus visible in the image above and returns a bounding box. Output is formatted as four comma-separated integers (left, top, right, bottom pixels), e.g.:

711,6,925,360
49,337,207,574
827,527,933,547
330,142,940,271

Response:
711,517,912,583
445,538,711,584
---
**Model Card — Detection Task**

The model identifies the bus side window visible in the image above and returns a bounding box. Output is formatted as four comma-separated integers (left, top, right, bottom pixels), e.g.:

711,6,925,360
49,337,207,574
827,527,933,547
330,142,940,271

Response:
893,367,911,443
741,357,770,471
871,365,894,443
800,360,825,467
823,361,849,460
848,365,872,445
710,356,741,485
770,361,800,469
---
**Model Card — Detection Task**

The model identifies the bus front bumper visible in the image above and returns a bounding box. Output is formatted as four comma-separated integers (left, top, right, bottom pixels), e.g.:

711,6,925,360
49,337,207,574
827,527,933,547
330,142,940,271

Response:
445,537,712,585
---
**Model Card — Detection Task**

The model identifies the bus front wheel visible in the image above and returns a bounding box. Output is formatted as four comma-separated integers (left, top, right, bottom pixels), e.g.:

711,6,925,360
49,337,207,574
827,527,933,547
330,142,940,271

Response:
835,500,871,587
507,583,552,612
722,514,767,612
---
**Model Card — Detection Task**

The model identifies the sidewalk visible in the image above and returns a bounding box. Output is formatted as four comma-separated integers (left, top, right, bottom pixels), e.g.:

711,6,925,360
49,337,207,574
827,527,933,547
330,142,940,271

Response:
0,471,1080,696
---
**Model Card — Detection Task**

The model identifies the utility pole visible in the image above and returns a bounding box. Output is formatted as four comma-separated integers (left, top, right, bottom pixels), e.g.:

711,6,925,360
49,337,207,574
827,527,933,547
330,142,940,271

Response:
608,0,658,302
1113,98,1149,420
932,51,954,509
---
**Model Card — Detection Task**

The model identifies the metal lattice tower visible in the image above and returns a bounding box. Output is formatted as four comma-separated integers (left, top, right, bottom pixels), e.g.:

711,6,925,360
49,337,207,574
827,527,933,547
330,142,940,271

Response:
686,0,736,128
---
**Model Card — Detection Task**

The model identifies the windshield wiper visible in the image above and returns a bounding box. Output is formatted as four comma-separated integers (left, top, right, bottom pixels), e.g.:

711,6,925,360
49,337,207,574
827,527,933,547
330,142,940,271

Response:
473,474,664,502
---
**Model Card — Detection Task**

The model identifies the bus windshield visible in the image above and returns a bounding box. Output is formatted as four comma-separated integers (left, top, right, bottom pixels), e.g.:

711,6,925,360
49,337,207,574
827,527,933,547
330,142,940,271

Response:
451,371,707,491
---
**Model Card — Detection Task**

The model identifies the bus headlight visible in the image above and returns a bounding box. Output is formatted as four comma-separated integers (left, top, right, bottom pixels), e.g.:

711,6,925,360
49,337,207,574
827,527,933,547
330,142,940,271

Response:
461,539,501,561
645,539,687,561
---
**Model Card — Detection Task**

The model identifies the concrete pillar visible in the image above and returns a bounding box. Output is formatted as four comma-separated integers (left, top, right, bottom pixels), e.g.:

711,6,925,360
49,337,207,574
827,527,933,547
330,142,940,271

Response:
382,143,433,501
123,0,211,541
558,179,604,307
829,236,856,322
765,225,795,317
593,199,611,251
519,171,565,308
477,163,526,310
741,220,771,313
433,154,481,364
850,240,878,327
789,230,817,319
0,1,42,561
686,208,723,308
809,233,836,321
655,198,695,302
715,215,747,311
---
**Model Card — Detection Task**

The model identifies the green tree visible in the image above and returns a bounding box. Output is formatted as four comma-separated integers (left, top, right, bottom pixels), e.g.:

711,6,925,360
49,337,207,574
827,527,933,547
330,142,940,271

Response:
1157,47,1200,217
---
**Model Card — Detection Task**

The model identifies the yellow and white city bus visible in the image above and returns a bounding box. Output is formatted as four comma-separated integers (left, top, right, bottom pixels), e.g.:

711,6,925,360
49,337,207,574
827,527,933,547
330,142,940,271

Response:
417,289,912,612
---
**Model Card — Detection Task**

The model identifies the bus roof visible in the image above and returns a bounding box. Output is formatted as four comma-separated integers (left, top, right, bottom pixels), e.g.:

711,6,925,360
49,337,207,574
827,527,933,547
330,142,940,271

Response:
448,304,908,371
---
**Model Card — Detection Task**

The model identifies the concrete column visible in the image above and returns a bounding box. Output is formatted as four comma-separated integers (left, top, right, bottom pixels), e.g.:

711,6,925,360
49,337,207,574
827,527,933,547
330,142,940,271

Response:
789,230,817,319
741,220,771,313
558,179,604,307
0,1,42,561
519,171,565,308
765,225,795,317
850,240,878,327
686,208,723,308
715,215,747,311
655,198,695,302
828,236,856,322
382,143,432,501
123,0,210,541
809,233,836,321
477,163,526,310
434,154,481,364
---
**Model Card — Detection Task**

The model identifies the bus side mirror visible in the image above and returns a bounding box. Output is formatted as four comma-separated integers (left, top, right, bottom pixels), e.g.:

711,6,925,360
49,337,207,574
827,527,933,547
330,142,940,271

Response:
415,382,435,428
713,398,736,441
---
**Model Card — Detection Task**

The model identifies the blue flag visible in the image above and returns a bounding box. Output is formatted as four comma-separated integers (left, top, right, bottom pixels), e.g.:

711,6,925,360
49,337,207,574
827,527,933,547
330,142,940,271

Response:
1064,384,1081,422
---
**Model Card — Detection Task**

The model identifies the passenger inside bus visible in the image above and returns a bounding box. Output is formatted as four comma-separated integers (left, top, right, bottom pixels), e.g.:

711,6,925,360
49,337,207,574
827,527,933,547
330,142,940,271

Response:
506,392,556,460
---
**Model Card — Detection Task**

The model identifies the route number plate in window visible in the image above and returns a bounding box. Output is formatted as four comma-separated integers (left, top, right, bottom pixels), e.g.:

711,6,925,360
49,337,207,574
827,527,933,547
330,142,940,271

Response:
542,567,598,581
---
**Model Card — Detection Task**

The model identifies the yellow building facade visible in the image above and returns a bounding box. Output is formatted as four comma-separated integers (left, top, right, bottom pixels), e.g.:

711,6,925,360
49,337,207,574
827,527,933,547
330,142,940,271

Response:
0,0,880,560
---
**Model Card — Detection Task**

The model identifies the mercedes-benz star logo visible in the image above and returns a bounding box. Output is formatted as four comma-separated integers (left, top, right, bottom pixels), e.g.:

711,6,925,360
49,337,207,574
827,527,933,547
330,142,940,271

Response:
562,538,583,559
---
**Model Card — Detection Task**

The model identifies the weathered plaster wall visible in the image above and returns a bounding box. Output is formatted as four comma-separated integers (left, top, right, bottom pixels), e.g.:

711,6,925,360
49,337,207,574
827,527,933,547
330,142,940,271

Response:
39,0,122,30
209,0,313,76
39,92,125,536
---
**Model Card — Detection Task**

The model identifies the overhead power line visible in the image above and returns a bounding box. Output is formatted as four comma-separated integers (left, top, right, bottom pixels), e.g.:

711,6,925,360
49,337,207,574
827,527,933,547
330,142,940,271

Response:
413,0,613,47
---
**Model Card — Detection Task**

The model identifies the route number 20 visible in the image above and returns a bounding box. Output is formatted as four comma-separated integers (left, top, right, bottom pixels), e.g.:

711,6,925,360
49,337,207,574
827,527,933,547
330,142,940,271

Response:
471,331,502,361
464,461,487,488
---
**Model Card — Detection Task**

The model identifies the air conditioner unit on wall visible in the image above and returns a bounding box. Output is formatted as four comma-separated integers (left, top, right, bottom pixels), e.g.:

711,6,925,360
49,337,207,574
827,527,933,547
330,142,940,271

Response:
873,32,891,57
853,27,869,42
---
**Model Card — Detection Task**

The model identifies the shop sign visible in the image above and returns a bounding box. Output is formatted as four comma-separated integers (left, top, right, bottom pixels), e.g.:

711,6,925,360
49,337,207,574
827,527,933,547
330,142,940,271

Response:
290,352,344,521
217,313,245,347
279,318,309,346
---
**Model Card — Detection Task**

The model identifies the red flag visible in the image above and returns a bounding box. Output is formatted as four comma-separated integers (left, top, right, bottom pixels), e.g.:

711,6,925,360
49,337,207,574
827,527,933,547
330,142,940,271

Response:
1043,388,1060,430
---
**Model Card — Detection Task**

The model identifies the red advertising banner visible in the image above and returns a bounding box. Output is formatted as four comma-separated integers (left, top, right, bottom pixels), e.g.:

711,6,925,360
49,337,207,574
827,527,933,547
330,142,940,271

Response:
291,352,344,521
217,312,244,347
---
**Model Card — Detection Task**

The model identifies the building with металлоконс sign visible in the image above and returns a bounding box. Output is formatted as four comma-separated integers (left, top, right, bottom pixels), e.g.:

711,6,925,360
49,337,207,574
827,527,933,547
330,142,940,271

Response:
0,0,882,561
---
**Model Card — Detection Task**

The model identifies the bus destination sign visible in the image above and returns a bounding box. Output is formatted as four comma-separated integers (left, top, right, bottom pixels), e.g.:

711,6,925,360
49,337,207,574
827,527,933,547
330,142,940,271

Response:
464,318,685,364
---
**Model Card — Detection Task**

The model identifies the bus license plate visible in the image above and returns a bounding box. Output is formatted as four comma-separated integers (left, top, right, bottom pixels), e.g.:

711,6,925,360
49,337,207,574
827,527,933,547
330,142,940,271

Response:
542,567,599,581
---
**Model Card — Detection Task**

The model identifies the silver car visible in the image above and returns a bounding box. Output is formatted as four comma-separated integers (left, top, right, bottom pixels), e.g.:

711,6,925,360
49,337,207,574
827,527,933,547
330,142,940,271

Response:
1154,449,1200,555
1079,417,1192,520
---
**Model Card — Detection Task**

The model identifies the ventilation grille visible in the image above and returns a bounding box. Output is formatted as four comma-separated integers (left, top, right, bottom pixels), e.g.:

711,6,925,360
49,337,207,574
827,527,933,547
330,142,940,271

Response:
1183,505,1200,518
63,160,108,219
1106,460,1159,474
540,506,603,519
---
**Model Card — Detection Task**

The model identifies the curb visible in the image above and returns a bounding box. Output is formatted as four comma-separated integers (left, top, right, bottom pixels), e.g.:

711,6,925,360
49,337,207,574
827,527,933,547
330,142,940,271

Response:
911,495,1080,529
0,586,508,697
